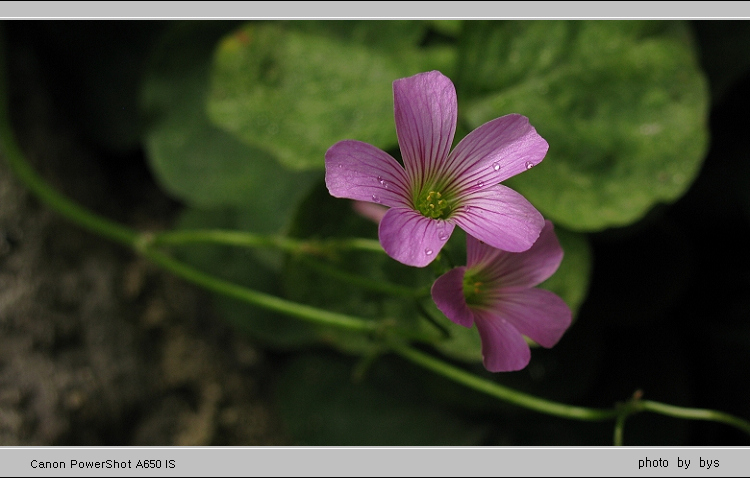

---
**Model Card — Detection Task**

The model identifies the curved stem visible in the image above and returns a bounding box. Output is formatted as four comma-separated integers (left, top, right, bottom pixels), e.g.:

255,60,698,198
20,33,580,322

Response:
391,342,618,421
151,229,318,254
637,400,750,436
139,246,381,335
393,343,750,440
2,132,138,248
0,47,137,248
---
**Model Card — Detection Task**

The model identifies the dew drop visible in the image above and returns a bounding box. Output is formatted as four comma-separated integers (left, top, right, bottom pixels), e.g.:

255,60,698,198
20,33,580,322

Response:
525,161,535,170
337,164,343,169
372,194,380,203
492,162,501,171
476,180,485,188
377,175,384,185
425,248,434,256
438,230,448,241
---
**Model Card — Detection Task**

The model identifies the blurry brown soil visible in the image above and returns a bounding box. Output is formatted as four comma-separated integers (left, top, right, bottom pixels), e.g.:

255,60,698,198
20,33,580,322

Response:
0,34,290,446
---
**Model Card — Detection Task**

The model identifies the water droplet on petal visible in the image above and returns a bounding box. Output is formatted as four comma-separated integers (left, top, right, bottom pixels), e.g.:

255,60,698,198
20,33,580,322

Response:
425,248,433,256
377,175,384,185
438,230,448,241
525,161,535,170
476,180,485,188
337,164,343,169
372,194,380,203
492,162,501,171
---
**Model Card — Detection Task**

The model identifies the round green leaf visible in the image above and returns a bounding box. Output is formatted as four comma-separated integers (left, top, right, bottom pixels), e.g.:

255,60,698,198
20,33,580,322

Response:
461,21,709,231
206,22,411,170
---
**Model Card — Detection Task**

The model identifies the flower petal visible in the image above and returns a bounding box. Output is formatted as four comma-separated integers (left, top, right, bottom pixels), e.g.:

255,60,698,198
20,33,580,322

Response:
393,71,457,188
466,233,504,272
473,310,531,372
378,207,455,267
490,288,572,348
325,140,411,207
444,114,549,195
453,184,544,253
467,220,563,288
431,266,474,328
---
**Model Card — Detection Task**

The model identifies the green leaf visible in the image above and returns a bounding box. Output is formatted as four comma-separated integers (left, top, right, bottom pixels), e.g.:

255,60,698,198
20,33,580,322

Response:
285,20,428,54
460,21,709,231
427,20,464,39
140,21,317,233
206,21,456,171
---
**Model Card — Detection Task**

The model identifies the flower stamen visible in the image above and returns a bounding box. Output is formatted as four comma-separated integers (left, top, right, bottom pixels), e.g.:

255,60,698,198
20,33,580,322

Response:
416,190,453,220
462,273,488,307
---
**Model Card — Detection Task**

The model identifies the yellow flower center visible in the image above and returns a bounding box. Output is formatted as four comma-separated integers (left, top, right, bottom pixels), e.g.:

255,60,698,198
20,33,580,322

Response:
462,271,493,308
416,190,452,220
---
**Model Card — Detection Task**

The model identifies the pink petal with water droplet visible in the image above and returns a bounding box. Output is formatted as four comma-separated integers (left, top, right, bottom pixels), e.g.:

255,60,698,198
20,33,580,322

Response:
453,185,544,253
325,140,411,207
378,207,455,267
444,114,549,195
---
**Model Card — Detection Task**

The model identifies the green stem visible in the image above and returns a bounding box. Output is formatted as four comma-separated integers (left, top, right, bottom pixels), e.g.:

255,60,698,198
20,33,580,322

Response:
297,255,428,299
393,343,750,441
154,230,428,299
139,246,380,335
391,342,618,421
613,413,627,446
0,49,137,248
0,48,383,340
151,229,317,254
638,400,750,436
2,133,138,248
152,229,384,256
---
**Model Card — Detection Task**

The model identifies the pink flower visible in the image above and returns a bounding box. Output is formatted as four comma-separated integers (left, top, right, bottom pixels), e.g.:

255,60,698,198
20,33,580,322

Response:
325,71,548,267
431,221,572,372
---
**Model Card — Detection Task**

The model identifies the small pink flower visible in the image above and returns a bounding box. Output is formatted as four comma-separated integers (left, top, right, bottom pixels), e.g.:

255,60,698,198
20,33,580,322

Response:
325,71,548,267
431,221,572,372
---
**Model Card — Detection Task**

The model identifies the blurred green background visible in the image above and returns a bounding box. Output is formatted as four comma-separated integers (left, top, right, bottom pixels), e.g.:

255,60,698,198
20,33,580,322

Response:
2,20,749,445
